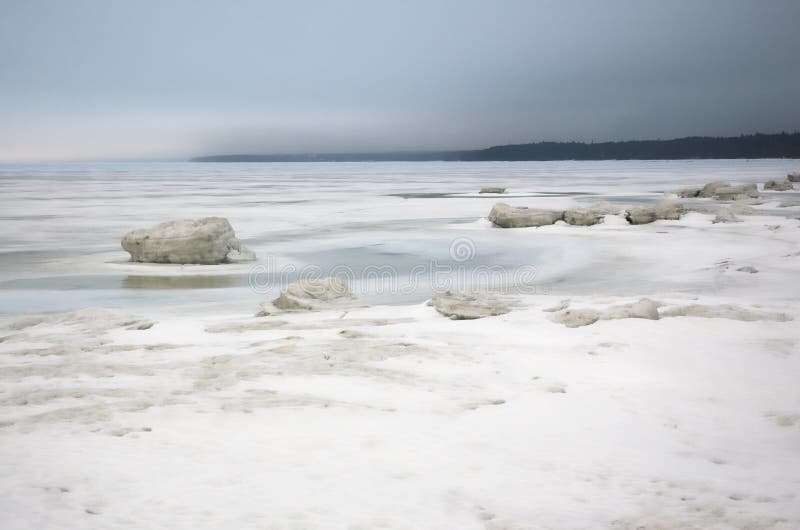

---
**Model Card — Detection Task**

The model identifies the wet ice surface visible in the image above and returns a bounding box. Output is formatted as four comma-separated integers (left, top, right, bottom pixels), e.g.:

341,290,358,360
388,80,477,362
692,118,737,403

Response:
1,159,799,313
1,160,800,529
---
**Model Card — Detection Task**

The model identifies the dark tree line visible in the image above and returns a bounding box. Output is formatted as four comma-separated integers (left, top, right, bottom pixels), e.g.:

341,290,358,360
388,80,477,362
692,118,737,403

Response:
192,132,800,162
462,132,800,161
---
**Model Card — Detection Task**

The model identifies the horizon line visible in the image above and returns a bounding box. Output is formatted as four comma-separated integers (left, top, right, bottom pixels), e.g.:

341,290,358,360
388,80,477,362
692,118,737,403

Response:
2,130,799,164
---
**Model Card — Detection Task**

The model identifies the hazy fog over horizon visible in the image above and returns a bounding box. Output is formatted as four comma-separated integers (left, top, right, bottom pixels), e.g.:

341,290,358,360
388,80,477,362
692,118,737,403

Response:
1,0,799,162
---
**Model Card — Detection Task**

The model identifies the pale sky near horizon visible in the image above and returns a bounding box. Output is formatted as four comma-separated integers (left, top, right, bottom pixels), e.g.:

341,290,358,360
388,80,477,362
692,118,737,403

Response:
1,0,799,161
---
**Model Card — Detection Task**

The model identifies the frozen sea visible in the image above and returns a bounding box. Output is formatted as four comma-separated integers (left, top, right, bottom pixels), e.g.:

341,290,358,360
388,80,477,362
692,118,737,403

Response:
1,159,800,529
2,159,798,314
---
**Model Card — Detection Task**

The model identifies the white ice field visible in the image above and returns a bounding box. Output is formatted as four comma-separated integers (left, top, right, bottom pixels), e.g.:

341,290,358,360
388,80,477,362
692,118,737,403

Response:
1,159,799,529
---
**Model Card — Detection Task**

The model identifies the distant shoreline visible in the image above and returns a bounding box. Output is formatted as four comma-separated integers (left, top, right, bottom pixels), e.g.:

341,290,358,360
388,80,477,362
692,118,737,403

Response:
191,132,800,163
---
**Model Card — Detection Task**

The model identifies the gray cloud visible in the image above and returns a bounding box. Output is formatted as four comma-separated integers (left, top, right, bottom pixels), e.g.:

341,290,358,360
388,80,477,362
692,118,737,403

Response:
1,0,799,160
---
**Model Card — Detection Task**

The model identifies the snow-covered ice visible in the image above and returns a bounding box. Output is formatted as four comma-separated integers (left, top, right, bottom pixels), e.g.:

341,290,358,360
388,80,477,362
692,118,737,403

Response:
1,160,799,528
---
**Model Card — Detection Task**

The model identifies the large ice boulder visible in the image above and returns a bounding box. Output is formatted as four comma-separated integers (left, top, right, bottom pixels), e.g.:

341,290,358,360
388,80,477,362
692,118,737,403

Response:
676,187,701,199
602,298,661,321
552,298,661,328
563,202,619,226
787,171,800,183
429,291,511,320
712,183,760,201
677,181,727,198
764,179,793,191
121,217,252,264
488,203,564,228
625,201,684,224
677,181,759,201
553,308,602,328
268,277,354,312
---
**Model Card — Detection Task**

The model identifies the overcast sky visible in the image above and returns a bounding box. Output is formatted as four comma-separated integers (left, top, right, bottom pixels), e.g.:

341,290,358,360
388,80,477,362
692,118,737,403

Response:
1,0,799,161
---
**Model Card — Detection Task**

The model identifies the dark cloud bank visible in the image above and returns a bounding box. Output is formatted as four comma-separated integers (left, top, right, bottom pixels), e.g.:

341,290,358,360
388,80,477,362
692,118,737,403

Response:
1,0,799,161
